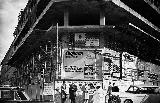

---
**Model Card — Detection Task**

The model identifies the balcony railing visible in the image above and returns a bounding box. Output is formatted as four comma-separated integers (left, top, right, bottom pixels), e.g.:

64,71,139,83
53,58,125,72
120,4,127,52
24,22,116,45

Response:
13,0,39,38
13,0,52,51
145,0,160,13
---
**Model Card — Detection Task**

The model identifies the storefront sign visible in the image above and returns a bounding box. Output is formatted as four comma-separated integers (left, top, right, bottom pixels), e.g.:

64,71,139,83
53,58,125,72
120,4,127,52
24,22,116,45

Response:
85,38,99,46
62,50,102,80
74,33,100,47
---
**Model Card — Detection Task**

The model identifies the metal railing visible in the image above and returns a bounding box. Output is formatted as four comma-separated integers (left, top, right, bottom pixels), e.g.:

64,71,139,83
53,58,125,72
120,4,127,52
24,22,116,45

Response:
145,0,160,13
13,0,38,38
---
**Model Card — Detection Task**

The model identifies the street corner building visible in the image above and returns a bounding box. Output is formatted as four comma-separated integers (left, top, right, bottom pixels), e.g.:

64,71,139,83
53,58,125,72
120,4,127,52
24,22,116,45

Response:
0,0,160,102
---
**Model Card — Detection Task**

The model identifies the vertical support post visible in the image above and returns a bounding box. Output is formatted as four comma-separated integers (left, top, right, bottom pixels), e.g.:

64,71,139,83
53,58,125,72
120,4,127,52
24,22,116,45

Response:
33,54,38,100
33,54,35,74
57,23,59,77
50,42,54,81
100,8,105,25
42,61,45,100
94,52,97,79
52,23,59,102
119,51,123,79
93,49,99,79
64,7,69,26
51,41,55,101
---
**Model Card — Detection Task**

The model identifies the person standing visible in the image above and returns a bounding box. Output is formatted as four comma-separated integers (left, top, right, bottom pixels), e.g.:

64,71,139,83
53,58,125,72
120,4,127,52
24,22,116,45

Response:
81,83,86,103
107,82,112,96
91,84,105,103
107,82,112,103
84,84,90,103
61,81,67,103
112,83,119,92
69,83,77,103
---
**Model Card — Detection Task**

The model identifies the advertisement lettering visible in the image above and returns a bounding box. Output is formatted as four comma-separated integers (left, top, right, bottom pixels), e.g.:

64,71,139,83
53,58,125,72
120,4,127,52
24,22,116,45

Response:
62,50,102,80
64,66,83,72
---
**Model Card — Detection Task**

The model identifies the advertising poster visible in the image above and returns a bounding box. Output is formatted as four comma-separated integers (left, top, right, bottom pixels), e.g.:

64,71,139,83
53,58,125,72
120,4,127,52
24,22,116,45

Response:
74,33,100,47
122,52,138,80
136,59,160,82
103,48,120,78
43,83,54,95
62,50,102,80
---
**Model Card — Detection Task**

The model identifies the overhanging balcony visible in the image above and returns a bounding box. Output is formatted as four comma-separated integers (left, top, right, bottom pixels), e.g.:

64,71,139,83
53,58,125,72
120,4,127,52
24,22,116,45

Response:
2,0,160,66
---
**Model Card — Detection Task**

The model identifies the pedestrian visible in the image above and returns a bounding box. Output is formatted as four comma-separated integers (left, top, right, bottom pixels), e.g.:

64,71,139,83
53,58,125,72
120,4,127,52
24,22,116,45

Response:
107,82,112,96
81,83,86,103
61,80,67,103
91,83,105,103
84,83,90,103
107,82,112,103
69,83,77,103
112,83,119,92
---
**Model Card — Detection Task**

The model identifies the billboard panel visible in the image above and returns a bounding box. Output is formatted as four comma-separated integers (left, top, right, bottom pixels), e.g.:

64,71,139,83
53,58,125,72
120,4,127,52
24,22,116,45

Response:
74,33,100,47
62,50,102,80
103,48,120,78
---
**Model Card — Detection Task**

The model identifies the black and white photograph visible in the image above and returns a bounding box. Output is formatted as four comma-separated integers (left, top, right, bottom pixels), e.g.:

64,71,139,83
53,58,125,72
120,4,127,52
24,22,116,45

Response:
0,0,160,103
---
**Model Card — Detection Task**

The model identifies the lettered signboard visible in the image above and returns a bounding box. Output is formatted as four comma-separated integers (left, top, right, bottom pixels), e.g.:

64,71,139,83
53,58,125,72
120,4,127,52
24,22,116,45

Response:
62,50,102,80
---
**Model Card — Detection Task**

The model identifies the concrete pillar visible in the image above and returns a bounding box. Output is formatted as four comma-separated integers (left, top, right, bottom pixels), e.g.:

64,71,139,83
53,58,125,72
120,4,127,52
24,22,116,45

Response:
119,51,123,79
64,7,69,26
100,9,105,25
